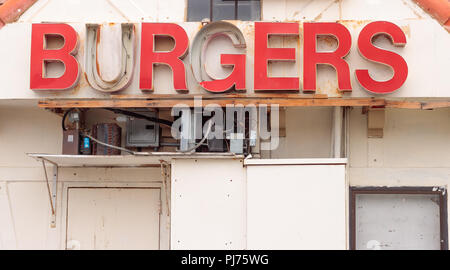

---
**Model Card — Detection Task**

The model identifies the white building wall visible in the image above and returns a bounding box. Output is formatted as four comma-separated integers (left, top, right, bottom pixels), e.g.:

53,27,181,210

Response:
1,106,447,249
0,0,448,249
0,107,168,250
0,0,448,99
348,107,450,247
349,107,450,186
263,107,333,159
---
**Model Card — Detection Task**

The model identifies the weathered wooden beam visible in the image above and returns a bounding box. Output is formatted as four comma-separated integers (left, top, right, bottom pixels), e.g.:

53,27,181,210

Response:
109,93,329,100
384,100,422,109
385,100,450,109
421,101,450,110
38,98,386,108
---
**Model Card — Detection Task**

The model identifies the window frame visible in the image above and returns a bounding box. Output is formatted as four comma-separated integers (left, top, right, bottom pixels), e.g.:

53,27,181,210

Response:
186,0,260,22
349,186,448,250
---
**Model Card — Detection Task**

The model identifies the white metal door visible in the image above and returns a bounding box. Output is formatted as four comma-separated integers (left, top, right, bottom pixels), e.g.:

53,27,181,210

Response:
170,159,246,250
246,163,347,249
66,188,161,250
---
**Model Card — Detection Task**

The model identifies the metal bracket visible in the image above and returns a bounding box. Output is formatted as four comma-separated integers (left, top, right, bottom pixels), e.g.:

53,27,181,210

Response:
160,161,170,216
42,159,58,228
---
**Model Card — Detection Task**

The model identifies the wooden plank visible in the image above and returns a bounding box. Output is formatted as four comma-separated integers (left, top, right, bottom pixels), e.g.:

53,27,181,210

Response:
109,93,329,100
421,101,450,110
38,98,386,108
385,100,450,109
385,100,422,109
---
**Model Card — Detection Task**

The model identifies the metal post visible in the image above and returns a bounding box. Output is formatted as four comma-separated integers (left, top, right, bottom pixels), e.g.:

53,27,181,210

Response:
51,165,58,228
332,107,343,158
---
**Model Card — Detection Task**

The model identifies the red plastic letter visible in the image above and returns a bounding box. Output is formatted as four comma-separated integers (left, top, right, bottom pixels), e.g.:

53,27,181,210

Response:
356,21,408,94
303,22,352,92
254,22,299,91
30,24,80,90
140,23,189,92
200,54,246,92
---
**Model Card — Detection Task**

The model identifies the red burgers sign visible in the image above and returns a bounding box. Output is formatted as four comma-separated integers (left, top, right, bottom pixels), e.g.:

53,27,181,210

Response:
30,21,408,94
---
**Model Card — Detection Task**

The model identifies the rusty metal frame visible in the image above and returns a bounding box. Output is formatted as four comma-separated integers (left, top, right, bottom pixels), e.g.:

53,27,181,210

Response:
0,0,37,28
41,158,58,228
412,0,450,32
349,186,448,250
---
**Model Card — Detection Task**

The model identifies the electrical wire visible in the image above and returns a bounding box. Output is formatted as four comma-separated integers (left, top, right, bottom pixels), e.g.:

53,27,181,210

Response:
82,132,146,155
61,108,75,131
61,108,229,155
104,108,174,127
62,108,173,131
178,119,213,154
61,108,174,156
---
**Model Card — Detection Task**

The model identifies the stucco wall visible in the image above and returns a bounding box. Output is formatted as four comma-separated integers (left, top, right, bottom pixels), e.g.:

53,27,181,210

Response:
1,1,449,99
0,107,167,249
348,107,450,187
1,106,448,249
262,107,333,159
0,0,449,249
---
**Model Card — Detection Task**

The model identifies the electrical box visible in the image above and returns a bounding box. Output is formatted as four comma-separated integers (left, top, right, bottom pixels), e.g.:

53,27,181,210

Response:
229,133,244,154
179,109,203,152
126,109,160,147
63,129,80,155
92,123,122,155
207,137,226,152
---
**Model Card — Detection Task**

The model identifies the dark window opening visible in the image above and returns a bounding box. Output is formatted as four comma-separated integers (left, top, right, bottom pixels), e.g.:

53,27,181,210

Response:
187,0,261,22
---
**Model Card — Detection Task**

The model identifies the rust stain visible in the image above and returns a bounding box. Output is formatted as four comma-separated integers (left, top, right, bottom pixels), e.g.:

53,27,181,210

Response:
341,20,371,30
197,22,204,31
242,22,254,38
401,25,411,38
78,72,89,88
95,26,101,77
318,35,338,48
316,79,343,98
72,78,81,94
314,13,323,21
83,72,94,90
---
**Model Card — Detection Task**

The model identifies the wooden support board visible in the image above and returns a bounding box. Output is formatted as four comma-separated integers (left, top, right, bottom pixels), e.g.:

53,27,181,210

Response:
38,97,450,109
39,97,388,108
109,94,329,100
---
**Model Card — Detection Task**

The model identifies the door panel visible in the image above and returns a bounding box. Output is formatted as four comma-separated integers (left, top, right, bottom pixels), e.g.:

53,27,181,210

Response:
355,194,441,250
66,188,160,250
246,164,347,249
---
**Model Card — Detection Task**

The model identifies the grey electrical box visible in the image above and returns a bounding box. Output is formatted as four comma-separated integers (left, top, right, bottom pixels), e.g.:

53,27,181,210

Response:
207,138,226,152
126,109,160,147
229,133,244,154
